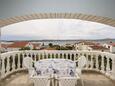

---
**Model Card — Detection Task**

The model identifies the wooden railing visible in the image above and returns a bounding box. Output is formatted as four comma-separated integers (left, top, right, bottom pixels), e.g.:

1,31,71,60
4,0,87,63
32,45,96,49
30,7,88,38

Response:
0,50,115,80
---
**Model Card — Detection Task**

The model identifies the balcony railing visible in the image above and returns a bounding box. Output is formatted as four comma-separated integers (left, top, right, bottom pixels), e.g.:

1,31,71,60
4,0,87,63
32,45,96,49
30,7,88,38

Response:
0,50,115,80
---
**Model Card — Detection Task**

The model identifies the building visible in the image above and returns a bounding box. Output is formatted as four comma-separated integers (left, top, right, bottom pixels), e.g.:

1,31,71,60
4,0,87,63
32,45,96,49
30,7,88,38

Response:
1,44,9,52
75,41,96,51
89,45,109,52
103,43,115,53
75,41,109,52
1,42,42,52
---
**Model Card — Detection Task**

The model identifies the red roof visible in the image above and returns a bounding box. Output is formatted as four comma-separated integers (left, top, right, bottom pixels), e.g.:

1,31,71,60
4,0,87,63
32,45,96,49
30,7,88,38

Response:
7,41,29,48
32,43,41,49
1,44,9,48
78,41,96,45
110,43,115,47
90,45,109,50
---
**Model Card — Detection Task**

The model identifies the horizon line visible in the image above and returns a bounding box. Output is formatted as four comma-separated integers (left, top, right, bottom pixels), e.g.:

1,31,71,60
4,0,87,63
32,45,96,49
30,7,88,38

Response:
1,38,115,42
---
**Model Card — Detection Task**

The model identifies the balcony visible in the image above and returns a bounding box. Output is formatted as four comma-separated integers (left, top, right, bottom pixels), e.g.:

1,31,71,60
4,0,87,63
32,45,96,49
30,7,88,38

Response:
0,50,115,86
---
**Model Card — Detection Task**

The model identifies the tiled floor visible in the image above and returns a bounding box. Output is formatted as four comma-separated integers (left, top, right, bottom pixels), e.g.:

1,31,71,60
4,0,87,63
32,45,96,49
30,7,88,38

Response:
0,71,115,86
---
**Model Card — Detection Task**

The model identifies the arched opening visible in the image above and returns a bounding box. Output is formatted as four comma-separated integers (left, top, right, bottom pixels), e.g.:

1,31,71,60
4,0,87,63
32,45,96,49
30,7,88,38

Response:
0,17,115,82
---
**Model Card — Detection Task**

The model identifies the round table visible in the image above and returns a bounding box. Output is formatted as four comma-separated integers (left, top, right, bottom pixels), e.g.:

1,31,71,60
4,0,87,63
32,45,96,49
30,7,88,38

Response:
34,59,76,77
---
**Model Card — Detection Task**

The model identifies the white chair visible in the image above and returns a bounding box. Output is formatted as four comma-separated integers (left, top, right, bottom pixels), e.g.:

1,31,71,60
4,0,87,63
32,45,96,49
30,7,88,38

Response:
31,76,50,86
75,55,87,86
59,77,77,86
23,56,34,76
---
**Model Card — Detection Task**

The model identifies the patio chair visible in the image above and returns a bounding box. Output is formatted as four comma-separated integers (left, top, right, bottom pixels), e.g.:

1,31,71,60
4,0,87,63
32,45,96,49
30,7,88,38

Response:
58,77,77,86
75,56,87,86
23,56,34,76
31,76,50,86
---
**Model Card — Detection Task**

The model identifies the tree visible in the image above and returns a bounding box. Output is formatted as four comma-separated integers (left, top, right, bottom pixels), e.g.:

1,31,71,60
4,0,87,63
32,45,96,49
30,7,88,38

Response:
19,47,30,50
66,46,73,50
48,43,53,47
42,43,44,46
53,45,60,50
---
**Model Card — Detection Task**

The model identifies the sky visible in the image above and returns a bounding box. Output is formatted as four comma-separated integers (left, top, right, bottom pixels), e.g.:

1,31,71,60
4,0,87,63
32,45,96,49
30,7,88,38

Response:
1,19,115,40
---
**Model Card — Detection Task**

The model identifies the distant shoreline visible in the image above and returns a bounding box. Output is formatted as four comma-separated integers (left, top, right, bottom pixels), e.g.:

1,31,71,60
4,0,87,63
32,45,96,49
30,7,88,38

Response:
1,38,115,42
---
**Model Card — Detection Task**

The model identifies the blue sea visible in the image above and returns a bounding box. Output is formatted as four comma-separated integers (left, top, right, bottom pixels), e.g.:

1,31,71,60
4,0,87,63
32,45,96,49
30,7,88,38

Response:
34,39,115,45
2,39,115,45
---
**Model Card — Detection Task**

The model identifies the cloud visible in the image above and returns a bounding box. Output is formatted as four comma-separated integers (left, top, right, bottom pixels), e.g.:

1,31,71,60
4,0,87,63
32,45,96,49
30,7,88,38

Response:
1,19,115,40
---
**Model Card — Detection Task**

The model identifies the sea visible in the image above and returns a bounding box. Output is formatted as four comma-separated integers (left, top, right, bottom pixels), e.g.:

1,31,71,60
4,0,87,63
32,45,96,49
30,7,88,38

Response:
32,39,115,45
2,39,115,45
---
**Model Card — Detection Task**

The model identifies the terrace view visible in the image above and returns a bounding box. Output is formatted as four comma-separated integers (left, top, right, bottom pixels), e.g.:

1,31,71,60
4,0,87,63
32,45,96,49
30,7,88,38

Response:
0,0,115,86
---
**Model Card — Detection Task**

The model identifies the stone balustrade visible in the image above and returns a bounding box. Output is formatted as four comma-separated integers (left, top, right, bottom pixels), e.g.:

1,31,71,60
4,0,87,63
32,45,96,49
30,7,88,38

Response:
0,50,115,80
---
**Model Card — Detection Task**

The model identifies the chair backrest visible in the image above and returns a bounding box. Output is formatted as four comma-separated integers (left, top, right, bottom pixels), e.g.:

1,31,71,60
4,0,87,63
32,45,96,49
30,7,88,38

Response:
31,76,50,86
77,56,87,69
59,77,77,86
23,56,33,69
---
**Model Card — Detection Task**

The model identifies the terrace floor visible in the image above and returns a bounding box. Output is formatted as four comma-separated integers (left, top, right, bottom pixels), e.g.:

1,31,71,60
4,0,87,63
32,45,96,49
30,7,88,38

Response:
0,71,115,86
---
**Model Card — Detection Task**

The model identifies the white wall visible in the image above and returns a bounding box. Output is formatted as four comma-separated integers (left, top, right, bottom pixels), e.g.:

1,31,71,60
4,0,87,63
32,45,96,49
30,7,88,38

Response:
25,43,33,49
110,46,115,53
7,48,19,51
75,44,92,51
103,43,110,48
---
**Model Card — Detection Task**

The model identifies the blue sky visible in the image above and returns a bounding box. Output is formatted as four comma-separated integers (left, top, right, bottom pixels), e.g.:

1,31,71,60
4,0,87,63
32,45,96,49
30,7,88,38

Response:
1,19,115,40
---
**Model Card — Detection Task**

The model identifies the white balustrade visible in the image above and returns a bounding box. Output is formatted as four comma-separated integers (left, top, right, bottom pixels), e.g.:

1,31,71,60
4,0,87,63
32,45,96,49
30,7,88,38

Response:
111,55,115,79
12,55,15,72
106,57,110,74
90,54,93,69
95,54,99,70
1,57,5,78
0,50,115,80
101,55,104,73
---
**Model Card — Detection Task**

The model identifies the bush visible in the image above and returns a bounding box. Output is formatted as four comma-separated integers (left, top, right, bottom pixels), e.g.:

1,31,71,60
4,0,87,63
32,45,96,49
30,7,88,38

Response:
19,47,30,50
48,43,53,47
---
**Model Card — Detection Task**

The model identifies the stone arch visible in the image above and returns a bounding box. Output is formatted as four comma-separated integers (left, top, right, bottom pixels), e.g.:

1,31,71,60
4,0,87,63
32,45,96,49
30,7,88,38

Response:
0,13,115,28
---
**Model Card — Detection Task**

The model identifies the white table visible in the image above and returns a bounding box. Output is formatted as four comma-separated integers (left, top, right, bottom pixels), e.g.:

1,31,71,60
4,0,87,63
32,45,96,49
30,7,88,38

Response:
31,59,77,86
34,59,76,77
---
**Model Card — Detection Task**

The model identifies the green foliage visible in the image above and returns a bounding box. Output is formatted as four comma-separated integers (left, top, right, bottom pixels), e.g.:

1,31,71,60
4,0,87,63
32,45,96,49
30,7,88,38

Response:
48,43,53,47
65,46,73,50
42,43,44,46
59,46,74,50
33,48,37,50
53,45,60,50
59,46,68,50
19,47,30,50
48,43,74,50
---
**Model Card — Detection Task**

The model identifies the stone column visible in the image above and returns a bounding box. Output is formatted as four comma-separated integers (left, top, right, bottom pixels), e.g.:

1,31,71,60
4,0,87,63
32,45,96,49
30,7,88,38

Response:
0,27,1,59
0,27,1,78
101,54,104,73
111,55,115,80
